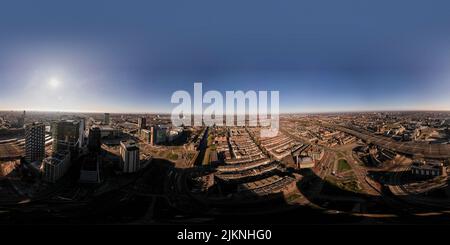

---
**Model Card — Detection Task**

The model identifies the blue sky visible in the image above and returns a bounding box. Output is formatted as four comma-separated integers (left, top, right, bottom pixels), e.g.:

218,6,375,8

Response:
1,0,450,113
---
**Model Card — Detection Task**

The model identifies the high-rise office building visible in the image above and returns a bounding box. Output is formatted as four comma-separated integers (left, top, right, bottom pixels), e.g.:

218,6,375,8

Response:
51,120,80,154
153,125,168,145
104,113,110,125
138,117,146,129
140,128,154,145
119,140,140,173
25,122,45,163
87,126,102,152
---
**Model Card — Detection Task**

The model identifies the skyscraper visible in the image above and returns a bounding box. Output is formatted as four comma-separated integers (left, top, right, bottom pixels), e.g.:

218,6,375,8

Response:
140,128,154,145
25,122,45,163
119,140,140,173
138,117,146,130
104,113,110,125
51,120,80,154
153,125,168,145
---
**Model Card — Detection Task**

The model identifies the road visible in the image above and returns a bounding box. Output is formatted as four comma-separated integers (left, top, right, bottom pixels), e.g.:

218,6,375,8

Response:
388,165,450,209
330,125,450,159
344,149,381,196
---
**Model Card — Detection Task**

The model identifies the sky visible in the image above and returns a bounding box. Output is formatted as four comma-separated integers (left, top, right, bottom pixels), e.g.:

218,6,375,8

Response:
1,0,450,113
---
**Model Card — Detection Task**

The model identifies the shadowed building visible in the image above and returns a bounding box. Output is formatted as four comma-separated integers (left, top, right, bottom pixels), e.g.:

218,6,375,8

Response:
153,125,168,145
77,117,86,147
51,120,80,154
79,154,101,183
42,150,71,183
87,126,102,152
411,160,447,178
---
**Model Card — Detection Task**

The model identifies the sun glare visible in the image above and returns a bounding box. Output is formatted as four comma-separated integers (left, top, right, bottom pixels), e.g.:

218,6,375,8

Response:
49,77,60,88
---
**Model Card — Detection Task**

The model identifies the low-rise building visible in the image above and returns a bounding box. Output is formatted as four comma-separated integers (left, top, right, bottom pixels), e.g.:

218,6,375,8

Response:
411,160,447,177
99,126,120,138
296,156,315,169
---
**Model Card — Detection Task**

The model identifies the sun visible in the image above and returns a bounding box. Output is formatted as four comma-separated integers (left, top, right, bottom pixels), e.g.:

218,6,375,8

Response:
49,77,60,88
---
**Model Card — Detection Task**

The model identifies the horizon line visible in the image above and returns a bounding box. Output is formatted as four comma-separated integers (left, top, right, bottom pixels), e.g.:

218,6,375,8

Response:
2,108,450,115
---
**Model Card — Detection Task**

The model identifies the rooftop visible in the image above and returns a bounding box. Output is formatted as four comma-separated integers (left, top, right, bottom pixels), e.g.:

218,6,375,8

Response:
120,140,139,151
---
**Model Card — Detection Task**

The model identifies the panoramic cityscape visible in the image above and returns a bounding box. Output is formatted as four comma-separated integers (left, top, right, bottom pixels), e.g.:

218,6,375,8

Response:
2,1,450,241
1,110,450,224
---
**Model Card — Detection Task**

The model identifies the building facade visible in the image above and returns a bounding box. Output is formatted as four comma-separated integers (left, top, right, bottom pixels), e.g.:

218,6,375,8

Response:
42,151,71,183
119,140,140,173
51,120,81,154
17,110,26,128
411,161,447,177
104,113,110,125
140,128,154,145
78,117,85,147
138,117,146,130
25,122,46,163
88,126,102,152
